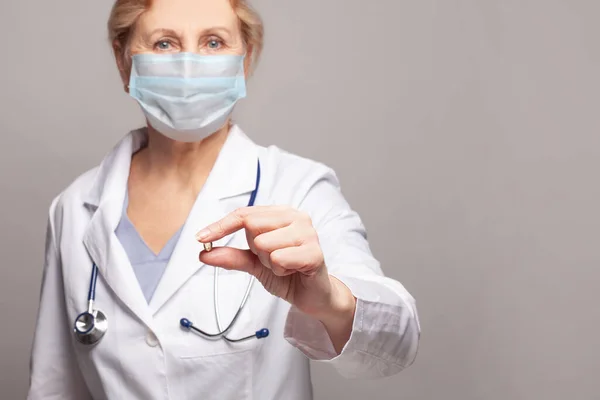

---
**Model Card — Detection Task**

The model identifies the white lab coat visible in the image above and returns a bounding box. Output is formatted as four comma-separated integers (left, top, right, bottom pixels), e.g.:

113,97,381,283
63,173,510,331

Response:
28,125,420,400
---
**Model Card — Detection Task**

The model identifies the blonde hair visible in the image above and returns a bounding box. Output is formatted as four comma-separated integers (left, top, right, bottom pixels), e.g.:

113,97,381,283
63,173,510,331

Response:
107,0,264,70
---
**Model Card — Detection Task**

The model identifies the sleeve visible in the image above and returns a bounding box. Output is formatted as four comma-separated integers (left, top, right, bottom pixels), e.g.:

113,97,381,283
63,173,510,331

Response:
283,167,421,379
27,197,93,400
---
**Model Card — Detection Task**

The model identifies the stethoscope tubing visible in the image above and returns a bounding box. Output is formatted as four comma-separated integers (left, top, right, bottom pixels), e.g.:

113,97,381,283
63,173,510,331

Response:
183,160,265,342
87,263,99,312
73,263,100,335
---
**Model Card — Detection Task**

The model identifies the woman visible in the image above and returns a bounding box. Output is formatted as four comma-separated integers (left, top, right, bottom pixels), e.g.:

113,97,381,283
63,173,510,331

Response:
27,0,420,399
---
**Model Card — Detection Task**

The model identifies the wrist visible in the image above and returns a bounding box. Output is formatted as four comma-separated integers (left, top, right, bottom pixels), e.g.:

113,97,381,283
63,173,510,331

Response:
317,276,356,327
316,276,356,354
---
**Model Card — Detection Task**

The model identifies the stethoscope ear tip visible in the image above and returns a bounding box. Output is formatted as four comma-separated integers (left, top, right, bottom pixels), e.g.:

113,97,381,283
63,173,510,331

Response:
180,318,193,329
255,328,269,339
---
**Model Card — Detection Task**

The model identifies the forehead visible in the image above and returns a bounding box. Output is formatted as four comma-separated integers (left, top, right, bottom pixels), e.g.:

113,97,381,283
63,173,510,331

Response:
140,0,239,31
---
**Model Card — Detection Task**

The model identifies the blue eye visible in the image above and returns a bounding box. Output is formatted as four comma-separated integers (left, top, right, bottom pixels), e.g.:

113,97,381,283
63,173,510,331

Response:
156,40,171,50
208,39,221,49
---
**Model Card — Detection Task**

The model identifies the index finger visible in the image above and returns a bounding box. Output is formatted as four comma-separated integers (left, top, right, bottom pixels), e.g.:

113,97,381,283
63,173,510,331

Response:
195,206,291,242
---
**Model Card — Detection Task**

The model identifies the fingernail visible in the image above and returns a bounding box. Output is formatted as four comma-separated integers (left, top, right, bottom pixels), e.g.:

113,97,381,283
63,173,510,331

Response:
195,229,210,241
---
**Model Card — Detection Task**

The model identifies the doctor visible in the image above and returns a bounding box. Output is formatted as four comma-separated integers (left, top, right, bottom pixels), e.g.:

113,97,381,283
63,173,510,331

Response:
27,0,420,399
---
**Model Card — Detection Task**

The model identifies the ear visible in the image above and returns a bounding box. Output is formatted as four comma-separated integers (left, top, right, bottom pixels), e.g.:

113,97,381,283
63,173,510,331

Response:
244,45,254,79
112,39,130,93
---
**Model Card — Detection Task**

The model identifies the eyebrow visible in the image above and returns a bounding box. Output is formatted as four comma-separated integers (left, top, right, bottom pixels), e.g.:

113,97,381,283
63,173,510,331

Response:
203,26,232,36
147,28,181,38
146,26,232,39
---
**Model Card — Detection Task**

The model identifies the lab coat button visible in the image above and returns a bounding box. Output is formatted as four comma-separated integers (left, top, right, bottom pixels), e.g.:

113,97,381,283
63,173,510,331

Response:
145,332,159,347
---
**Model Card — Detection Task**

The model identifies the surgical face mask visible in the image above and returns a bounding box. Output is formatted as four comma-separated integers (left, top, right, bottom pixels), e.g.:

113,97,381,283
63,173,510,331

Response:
128,53,247,142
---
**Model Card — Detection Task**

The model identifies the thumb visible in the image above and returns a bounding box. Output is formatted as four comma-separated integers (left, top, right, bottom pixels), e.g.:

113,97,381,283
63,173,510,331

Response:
199,247,263,276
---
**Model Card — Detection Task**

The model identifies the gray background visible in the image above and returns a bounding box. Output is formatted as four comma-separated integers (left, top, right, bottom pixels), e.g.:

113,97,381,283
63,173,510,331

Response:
1,0,598,399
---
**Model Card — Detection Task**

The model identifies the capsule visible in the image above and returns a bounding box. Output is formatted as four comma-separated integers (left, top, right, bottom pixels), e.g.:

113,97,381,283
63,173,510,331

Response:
203,242,213,252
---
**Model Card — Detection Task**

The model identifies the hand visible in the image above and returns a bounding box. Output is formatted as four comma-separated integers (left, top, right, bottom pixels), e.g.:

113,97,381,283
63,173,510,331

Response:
196,206,356,351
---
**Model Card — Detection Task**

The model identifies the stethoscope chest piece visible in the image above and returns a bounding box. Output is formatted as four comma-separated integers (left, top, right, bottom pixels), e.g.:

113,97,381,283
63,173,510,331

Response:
74,263,108,346
74,309,108,345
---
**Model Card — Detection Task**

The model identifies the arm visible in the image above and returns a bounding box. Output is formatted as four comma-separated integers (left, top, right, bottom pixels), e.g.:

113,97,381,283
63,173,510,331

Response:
27,198,93,400
196,163,420,379
284,168,421,379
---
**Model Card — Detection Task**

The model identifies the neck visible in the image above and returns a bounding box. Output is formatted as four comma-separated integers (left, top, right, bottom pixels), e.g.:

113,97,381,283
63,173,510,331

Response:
134,123,230,188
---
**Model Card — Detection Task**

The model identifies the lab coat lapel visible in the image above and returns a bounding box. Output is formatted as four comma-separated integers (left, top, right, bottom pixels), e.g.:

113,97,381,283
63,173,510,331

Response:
83,201,154,328
82,129,154,328
148,125,260,315
147,190,232,315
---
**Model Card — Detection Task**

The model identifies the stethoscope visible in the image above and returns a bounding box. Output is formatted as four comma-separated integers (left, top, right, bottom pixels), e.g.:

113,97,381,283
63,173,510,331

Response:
73,262,108,345
73,161,269,345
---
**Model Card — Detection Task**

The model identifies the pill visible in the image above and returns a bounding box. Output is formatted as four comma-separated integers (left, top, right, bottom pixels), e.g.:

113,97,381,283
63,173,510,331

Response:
203,242,213,252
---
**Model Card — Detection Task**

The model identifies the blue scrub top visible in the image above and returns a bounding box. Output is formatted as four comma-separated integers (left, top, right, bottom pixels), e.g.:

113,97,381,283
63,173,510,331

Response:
115,192,183,303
